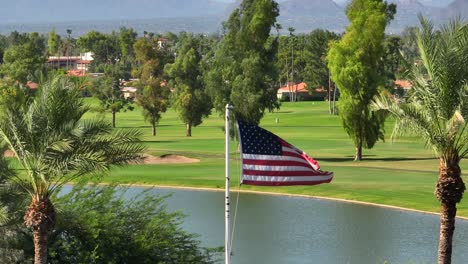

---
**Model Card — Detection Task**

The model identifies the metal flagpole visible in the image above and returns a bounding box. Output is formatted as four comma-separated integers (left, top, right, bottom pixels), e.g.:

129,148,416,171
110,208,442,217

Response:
225,104,233,264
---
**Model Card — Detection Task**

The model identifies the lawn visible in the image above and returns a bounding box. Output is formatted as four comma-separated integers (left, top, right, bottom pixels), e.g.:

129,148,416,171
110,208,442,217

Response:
85,99,468,217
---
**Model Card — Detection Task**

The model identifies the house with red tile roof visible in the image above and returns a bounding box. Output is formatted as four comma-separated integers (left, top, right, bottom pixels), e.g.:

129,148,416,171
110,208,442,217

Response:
394,79,412,90
277,82,327,101
26,81,38,90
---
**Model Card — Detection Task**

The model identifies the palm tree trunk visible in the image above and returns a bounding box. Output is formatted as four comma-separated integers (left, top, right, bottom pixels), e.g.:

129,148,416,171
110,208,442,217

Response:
438,202,456,264
33,228,49,264
436,161,465,264
186,122,192,137
24,196,56,264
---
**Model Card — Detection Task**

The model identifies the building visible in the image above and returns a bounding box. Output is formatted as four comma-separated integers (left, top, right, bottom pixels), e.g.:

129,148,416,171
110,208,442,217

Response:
394,79,412,98
157,38,169,49
48,52,94,73
121,87,138,99
277,82,308,100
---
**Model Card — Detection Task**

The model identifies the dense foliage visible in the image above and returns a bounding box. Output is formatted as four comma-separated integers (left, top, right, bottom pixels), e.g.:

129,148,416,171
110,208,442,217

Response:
48,184,221,264
205,0,280,124
328,0,395,160
0,76,144,264
165,34,212,136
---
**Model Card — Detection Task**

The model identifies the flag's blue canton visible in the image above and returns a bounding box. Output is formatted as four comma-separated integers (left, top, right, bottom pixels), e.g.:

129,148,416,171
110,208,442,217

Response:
238,121,282,155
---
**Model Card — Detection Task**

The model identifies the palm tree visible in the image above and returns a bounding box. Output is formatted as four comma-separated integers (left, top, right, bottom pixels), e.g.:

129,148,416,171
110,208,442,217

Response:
0,76,144,264
373,17,468,264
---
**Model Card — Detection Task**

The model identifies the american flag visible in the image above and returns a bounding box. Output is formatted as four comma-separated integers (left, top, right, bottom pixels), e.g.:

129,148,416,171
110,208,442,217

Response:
237,120,333,186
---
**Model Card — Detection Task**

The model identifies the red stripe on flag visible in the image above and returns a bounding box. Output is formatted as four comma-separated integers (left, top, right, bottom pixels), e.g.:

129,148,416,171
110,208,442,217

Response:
243,159,314,168
243,169,324,177
242,179,333,186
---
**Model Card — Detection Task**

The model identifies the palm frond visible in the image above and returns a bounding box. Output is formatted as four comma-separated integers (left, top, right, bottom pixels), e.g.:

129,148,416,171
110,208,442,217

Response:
0,75,145,198
375,17,468,162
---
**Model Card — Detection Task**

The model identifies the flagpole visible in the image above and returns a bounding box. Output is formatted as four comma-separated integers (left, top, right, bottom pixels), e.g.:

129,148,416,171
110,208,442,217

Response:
225,104,233,264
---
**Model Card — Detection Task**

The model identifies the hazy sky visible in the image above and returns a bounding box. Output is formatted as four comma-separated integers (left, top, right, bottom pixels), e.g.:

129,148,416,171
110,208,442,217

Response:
214,0,456,6
332,0,454,7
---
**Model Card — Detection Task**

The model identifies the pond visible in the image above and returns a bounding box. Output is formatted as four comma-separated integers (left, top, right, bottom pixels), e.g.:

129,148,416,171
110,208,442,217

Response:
63,186,468,264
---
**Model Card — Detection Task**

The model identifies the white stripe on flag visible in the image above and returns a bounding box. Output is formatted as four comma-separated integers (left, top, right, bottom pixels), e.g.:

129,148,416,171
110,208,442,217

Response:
281,146,301,154
242,154,310,165
242,175,333,182
243,164,315,171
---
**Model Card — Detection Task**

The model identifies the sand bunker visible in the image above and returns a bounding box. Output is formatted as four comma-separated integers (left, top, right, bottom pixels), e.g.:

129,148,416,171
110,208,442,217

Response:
140,154,200,164
3,150,199,165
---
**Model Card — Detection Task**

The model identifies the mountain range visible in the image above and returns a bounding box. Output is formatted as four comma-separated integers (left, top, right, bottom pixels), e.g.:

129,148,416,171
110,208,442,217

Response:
0,0,466,35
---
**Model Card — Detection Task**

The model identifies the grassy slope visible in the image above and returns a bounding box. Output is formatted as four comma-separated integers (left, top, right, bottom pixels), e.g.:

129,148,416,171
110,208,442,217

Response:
85,100,468,217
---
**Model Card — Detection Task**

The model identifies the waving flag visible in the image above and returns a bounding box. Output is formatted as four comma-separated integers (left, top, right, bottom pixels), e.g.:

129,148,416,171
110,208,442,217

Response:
237,120,333,186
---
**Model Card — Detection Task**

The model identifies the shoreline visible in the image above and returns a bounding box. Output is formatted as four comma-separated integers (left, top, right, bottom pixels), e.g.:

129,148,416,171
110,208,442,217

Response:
100,182,468,221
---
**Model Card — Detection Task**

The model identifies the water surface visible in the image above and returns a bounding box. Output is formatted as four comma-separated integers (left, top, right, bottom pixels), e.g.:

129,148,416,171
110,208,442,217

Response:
63,186,468,264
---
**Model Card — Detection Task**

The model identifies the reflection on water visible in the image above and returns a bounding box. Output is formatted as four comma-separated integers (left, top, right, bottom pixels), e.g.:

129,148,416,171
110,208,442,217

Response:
61,186,468,264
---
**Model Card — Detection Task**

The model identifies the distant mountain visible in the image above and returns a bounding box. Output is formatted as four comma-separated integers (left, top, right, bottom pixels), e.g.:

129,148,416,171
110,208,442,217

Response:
281,0,342,17
278,0,347,32
0,0,462,35
443,0,468,19
386,0,434,33
0,0,227,23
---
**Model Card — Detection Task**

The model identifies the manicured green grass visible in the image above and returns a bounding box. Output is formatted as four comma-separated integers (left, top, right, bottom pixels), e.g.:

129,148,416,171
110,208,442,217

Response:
85,100,468,217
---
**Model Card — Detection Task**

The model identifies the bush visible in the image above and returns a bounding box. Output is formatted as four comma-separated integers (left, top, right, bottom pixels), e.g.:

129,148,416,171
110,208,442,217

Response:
0,183,221,264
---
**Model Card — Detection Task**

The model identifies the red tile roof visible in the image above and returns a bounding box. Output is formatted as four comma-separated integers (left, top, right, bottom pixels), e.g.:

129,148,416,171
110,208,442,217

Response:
395,79,412,89
26,81,38,89
77,60,92,64
278,82,309,93
67,69,86,77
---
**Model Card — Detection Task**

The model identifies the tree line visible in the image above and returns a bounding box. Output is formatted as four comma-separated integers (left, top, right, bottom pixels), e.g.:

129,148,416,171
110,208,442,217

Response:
0,13,420,137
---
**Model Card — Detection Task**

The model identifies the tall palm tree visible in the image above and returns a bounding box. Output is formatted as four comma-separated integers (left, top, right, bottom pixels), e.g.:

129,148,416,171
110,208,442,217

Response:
0,76,144,264
373,17,468,264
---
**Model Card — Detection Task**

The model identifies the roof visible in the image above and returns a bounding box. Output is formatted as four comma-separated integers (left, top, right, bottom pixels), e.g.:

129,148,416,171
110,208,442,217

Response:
77,60,92,64
67,69,86,77
277,82,309,93
26,81,38,89
48,56,81,62
121,87,138,93
395,79,412,89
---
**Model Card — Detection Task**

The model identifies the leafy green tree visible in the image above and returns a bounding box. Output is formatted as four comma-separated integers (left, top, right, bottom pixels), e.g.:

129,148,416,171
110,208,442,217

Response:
0,47,3,64
0,76,144,264
303,29,340,112
46,183,221,263
133,37,164,80
373,18,468,264
205,0,280,124
119,27,137,63
0,182,221,263
136,78,169,136
165,34,212,136
77,31,120,66
400,26,419,64
382,34,403,84
1,32,47,84
328,0,396,160
92,74,134,128
47,29,61,56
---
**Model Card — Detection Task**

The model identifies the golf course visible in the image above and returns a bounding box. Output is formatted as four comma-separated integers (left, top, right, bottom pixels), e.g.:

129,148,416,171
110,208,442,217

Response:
86,100,468,217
